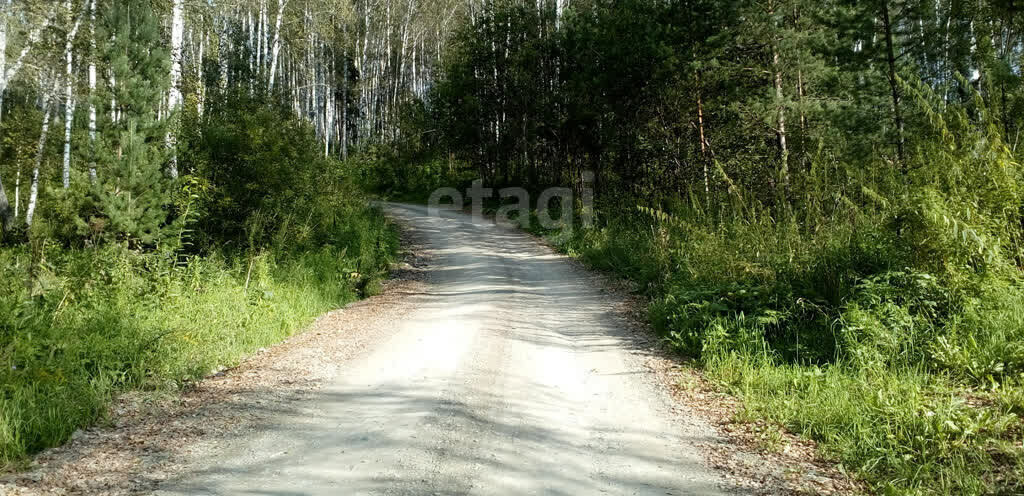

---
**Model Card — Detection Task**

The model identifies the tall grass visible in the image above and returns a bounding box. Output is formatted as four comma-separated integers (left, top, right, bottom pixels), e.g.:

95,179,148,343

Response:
0,204,396,466
525,89,1024,494
538,206,1024,493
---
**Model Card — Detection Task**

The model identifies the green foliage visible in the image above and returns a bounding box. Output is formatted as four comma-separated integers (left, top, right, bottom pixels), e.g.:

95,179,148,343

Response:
931,281,1024,382
0,41,400,467
519,81,1024,494
0,202,396,465
183,91,393,260
705,354,1021,494
62,0,177,248
352,144,475,201
90,121,174,246
188,90,321,248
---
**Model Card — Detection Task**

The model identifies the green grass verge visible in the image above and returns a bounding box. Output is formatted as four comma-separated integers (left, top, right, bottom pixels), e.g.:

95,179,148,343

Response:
523,208,1024,495
0,206,397,467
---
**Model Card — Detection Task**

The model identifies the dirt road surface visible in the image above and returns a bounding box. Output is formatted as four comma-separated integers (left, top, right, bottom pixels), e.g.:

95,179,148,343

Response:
154,202,736,495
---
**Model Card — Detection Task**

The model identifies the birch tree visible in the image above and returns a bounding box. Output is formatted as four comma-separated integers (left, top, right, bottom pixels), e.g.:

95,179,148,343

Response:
0,5,53,123
267,0,287,90
62,0,85,189
0,2,9,231
27,86,56,227
87,0,97,182
768,0,789,194
166,0,184,179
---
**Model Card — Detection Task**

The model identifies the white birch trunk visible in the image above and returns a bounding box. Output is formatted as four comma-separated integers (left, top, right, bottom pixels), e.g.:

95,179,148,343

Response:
166,0,184,179
14,165,20,218
87,0,96,182
267,0,287,91
109,68,117,122
342,22,348,160
197,33,205,116
219,17,229,89
27,93,54,227
0,8,6,120
62,0,84,189
770,33,789,192
0,10,7,229
0,159,9,232
246,10,254,79
256,1,265,71
325,48,334,157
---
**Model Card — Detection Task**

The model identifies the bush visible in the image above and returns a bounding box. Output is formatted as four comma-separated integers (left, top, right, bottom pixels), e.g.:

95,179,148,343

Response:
0,92,399,466
529,108,1024,491
186,90,343,250
543,199,1024,493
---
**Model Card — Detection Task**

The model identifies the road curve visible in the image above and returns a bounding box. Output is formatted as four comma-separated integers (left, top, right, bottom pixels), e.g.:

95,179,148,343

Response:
157,202,735,496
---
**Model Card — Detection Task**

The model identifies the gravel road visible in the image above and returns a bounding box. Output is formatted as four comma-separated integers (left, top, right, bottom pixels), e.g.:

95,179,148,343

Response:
156,202,737,496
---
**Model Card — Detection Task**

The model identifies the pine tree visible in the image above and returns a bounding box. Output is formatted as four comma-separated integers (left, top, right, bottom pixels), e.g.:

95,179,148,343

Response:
88,0,173,246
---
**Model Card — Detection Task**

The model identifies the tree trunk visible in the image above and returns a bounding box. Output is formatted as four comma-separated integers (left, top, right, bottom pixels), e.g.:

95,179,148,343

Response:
62,0,84,189
796,64,807,169
696,71,710,204
881,0,906,168
0,166,11,234
256,0,265,71
324,45,333,158
268,0,287,91
0,9,6,124
109,67,117,122
166,0,184,179
342,21,349,161
197,33,205,116
769,10,790,195
87,0,97,182
15,162,21,218
27,94,55,227
219,16,229,89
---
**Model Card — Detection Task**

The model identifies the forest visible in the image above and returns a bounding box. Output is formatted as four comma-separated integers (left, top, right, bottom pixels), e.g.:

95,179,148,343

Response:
1,0,1024,494
0,0,423,471
373,0,1024,493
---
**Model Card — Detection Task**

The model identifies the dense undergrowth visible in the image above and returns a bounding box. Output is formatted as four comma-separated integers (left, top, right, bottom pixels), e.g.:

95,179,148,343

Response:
541,213,1024,493
509,95,1024,494
0,92,397,466
0,222,394,464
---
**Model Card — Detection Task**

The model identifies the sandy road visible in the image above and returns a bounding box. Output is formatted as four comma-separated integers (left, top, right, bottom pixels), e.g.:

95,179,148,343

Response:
156,202,736,496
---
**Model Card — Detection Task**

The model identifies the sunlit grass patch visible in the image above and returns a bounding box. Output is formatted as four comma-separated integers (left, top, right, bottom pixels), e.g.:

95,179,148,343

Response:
0,206,397,466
